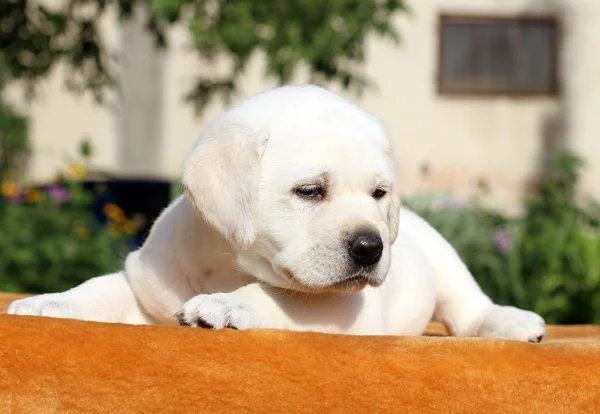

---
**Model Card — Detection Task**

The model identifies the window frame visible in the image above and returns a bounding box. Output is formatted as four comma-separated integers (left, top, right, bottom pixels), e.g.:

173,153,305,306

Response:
437,14,561,97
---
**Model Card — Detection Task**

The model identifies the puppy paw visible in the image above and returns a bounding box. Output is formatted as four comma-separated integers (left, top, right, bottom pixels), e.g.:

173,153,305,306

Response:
175,293,262,330
477,305,546,343
7,294,74,319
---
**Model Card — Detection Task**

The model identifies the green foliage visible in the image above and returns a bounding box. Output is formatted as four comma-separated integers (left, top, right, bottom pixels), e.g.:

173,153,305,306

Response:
178,0,407,112
406,151,600,324
0,0,113,100
1,0,407,111
0,141,142,294
0,184,122,293
0,101,29,179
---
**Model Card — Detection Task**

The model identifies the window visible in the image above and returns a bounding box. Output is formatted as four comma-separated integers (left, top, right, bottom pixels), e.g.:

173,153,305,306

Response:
438,15,559,96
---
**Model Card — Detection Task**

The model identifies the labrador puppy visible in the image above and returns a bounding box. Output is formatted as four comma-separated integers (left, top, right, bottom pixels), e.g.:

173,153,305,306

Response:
8,85,545,341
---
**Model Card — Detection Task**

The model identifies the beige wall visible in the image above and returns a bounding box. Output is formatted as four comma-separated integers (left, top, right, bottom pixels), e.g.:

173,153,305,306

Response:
560,0,600,200
5,5,121,181
7,0,600,209
358,0,559,207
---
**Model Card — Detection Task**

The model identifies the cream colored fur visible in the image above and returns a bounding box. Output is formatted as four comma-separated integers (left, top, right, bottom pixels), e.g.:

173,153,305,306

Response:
8,85,545,341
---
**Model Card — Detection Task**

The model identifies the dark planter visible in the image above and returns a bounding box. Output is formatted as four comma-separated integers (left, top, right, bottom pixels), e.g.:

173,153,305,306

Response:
83,179,174,248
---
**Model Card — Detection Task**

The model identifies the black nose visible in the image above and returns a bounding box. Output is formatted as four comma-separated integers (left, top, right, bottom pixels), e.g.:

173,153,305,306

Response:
348,232,383,267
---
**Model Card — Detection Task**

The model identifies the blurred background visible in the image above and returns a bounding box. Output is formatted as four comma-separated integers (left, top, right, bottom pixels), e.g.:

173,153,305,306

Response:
1,0,599,325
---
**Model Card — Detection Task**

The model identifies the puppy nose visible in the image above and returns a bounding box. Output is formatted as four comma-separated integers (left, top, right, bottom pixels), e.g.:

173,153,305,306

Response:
348,233,383,267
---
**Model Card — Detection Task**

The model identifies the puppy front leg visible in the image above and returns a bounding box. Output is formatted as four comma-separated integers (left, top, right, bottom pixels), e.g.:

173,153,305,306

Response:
176,283,293,330
433,262,546,343
401,208,545,342
7,272,150,324
429,247,546,342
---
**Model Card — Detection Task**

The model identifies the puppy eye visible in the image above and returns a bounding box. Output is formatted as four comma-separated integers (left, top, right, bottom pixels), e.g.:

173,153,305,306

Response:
295,185,324,200
372,188,387,200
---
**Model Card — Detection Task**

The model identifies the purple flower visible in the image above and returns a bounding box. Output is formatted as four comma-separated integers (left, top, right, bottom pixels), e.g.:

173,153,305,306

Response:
492,229,511,255
438,199,460,212
47,185,70,204
9,193,24,204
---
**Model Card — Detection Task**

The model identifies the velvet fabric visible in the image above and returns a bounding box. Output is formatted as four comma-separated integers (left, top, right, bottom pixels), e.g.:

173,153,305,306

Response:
1,293,599,413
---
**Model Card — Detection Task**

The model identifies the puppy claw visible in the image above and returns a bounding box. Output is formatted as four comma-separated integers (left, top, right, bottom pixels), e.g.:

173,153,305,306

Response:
175,310,215,329
197,317,215,329
176,293,261,330
174,310,187,326
531,334,544,344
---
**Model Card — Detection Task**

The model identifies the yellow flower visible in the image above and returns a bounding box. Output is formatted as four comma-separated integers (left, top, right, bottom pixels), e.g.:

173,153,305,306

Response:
107,223,122,239
122,220,138,234
74,224,91,240
25,189,42,203
103,203,125,222
65,163,86,179
1,181,20,198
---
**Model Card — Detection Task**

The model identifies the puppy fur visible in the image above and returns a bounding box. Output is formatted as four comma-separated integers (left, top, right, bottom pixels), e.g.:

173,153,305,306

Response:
8,85,545,342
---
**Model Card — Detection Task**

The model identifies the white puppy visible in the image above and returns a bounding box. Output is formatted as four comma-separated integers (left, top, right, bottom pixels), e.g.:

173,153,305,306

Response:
8,85,545,341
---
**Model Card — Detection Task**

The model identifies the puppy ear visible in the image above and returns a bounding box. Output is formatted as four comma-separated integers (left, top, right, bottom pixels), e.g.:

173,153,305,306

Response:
386,149,401,243
387,185,402,243
181,121,265,249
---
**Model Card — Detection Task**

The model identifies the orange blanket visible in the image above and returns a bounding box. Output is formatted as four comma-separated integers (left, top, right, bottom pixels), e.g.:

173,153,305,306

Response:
1,293,599,413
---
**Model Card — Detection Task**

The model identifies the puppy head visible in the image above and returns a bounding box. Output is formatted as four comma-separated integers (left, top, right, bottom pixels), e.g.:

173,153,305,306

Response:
182,85,401,293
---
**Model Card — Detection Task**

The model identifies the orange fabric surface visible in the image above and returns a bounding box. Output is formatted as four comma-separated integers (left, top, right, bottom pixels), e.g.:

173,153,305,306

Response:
1,309,600,412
